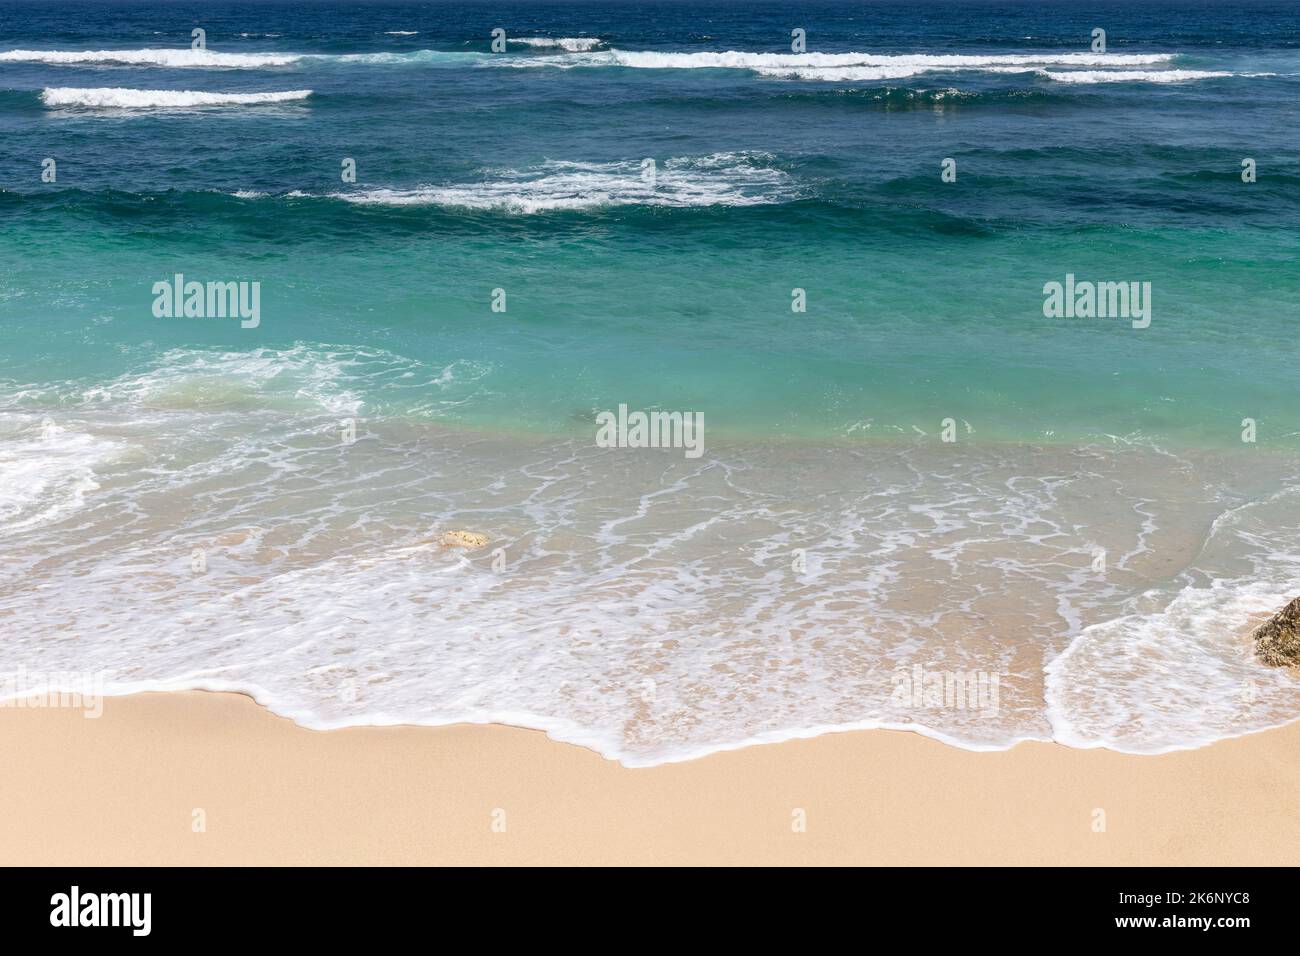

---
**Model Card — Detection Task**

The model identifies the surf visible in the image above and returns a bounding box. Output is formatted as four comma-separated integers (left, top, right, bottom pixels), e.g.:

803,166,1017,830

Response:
0,47,300,67
40,87,313,109
327,153,794,212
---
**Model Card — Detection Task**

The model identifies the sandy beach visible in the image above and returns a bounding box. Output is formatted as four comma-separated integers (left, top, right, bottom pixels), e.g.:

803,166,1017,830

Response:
2,690,1298,866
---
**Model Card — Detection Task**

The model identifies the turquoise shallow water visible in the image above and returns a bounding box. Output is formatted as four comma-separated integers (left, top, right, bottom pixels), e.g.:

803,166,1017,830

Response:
5,204,1298,444
2,0,1300,764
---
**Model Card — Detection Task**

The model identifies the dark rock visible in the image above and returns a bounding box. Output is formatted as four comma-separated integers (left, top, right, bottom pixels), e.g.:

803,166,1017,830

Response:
1254,596,1300,667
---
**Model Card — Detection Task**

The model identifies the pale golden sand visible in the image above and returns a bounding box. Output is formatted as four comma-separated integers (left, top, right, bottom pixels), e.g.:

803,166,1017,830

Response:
2,690,1298,865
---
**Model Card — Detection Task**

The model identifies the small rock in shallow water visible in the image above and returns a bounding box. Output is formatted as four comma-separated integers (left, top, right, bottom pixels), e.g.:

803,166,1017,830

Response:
438,530,490,549
1254,596,1300,667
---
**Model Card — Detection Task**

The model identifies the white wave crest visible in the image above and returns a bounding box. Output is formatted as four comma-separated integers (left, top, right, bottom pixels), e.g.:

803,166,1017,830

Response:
384,31,420,36
41,87,313,109
754,64,1234,84
497,47,1243,86
0,45,489,69
512,37,604,51
752,65,931,81
330,153,792,213
1041,68,1233,83
71,345,412,416
501,48,1178,70
0,47,301,68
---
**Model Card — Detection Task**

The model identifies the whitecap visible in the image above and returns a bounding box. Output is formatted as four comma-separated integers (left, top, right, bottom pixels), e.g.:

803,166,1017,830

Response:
330,153,793,212
499,48,1179,71
0,47,300,68
41,87,313,109
512,37,604,51
1040,68,1233,83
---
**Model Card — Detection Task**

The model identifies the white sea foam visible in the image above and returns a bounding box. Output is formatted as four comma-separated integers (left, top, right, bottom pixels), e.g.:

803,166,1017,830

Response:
41,87,313,109
1045,485,1300,753
75,345,391,415
754,64,1235,84
302,50,486,66
512,37,604,51
6,44,1211,83
1040,68,1233,83
330,153,792,212
1046,579,1300,753
502,47,1243,86
501,49,1179,71
0,417,119,535
752,65,932,81
0,45,491,70
384,31,419,36
3,350,1297,766
0,47,301,67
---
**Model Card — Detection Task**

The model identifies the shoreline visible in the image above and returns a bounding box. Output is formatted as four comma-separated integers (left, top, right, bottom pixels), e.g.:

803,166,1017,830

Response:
9,679,1300,766
3,689,1299,865
17,394,1300,454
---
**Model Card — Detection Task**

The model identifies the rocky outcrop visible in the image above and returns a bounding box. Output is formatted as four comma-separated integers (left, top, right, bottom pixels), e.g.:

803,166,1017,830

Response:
1254,596,1300,667
438,530,490,549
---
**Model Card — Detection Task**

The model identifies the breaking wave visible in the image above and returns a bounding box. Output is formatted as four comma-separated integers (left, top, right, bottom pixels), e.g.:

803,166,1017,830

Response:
327,153,794,212
0,47,301,68
512,37,605,51
41,87,313,109
499,49,1180,71
1040,68,1234,83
